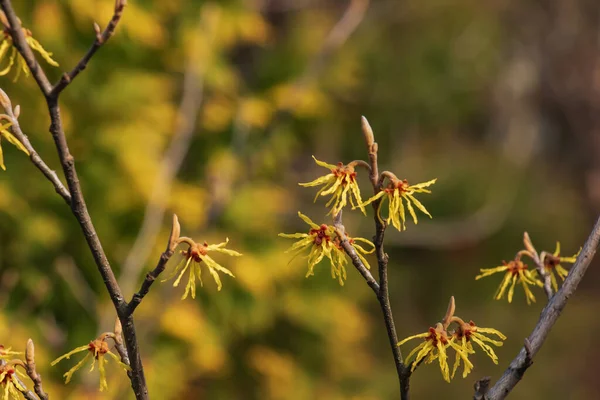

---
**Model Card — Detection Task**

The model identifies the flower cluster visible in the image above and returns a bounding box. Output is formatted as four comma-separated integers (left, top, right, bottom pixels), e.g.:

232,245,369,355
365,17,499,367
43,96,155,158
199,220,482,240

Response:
163,236,242,298
398,297,505,382
281,139,436,284
476,233,580,303
51,332,131,391
0,11,59,81
279,212,374,285
476,259,540,304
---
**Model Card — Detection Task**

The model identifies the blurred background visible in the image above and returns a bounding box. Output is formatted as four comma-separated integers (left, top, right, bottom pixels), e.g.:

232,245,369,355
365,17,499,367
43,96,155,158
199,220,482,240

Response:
0,0,598,398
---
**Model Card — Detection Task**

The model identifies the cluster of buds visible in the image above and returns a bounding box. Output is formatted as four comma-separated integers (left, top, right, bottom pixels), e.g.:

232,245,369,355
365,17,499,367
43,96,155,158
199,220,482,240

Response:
0,10,58,81
398,297,506,382
476,233,580,303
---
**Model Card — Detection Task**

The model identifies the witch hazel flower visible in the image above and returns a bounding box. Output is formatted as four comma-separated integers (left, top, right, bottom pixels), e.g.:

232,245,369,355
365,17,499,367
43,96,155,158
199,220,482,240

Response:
359,171,436,231
163,236,242,298
279,212,374,285
51,332,131,391
299,156,369,216
397,297,505,382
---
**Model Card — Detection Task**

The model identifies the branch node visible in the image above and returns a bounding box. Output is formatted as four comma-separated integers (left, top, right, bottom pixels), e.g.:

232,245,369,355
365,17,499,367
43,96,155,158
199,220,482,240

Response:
474,376,491,400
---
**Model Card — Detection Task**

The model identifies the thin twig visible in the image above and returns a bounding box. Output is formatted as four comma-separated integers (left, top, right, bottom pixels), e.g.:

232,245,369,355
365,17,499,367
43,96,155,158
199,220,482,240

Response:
521,232,553,300
24,339,49,400
1,102,71,205
332,212,379,293
484,216,600,399
128,215,180,315
0,1,148,398
473,376,491,400
51,0,127,96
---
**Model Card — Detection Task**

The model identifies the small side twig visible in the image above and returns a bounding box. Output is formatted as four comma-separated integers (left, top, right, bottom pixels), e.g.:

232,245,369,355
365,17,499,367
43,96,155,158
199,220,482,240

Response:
522,232,553,300
333,212,379,293
51,0,127,96
127,214,180,315
0,92,71,204
484,216,600,399
473,376,491,400
24,339,49,400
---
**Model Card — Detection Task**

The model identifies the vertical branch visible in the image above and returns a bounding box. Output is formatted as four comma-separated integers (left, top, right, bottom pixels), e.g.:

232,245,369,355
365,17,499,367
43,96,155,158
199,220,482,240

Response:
361,117,410,399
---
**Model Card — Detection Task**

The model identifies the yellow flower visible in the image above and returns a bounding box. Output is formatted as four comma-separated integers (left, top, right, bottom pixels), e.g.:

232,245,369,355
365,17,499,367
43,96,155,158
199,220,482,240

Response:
475,260,541,304
347,236,375,270
279,212,350,285
541,242,580,292
0,362,27,400
397,323,451,382
449,320,506,379
0,20,59,81
361,175,436,231
51,334,130,391
299,157,366,216
163,237,242,298
0,122,29,171
0,345,22,361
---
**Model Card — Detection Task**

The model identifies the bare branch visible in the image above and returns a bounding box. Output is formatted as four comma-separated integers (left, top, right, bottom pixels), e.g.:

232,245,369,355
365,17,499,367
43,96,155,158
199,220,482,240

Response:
485,216,600,399
0,1,149,398
0,1,52,95
2,102,71,204
127,215,180,315
51,0,127,96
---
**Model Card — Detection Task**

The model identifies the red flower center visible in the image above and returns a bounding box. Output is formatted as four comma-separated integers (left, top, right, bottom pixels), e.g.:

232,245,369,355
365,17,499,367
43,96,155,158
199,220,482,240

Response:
426,327,448,346
504,260,528,276
331,164,356,185
88,339,109,358
310,224,331,246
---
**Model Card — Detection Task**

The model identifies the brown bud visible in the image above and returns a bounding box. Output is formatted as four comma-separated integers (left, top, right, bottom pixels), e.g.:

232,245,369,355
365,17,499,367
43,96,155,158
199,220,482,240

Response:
0,88,12,111
168,214,181,252
13,105,20,119
441,296,456,327
25,338,35,366
523,232,537,255
114,318,123,344
361,116,375,147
